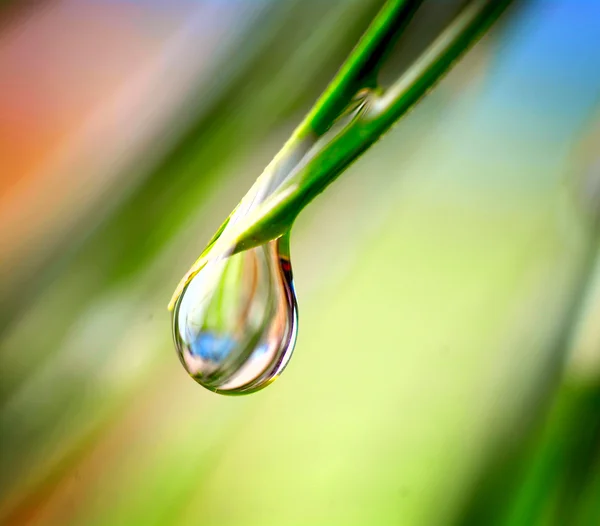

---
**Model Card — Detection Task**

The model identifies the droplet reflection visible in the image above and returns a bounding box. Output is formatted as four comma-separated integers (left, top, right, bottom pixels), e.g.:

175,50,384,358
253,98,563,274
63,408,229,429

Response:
172,235,298,395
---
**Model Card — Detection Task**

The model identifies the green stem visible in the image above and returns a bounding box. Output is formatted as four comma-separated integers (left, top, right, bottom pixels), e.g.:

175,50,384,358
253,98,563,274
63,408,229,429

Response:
233,0,513,251
226,0,424,232
170,0,513,309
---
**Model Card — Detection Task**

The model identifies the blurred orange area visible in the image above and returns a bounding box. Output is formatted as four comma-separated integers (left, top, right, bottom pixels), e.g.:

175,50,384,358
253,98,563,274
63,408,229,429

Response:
0,0,229,288
0,0,185,188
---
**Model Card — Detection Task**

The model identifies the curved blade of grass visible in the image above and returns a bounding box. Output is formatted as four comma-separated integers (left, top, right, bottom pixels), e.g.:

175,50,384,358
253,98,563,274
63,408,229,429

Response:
169,0,514,310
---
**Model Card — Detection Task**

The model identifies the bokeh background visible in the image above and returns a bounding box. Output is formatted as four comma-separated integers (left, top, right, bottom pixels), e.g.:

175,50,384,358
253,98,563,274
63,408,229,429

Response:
1,1,600,525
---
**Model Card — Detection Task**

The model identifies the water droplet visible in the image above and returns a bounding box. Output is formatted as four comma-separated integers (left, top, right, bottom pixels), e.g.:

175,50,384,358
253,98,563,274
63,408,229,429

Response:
172,235,298,395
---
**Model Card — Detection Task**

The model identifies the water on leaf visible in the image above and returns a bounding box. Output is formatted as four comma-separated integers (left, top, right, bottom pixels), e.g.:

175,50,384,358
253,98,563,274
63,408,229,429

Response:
172,235,298,395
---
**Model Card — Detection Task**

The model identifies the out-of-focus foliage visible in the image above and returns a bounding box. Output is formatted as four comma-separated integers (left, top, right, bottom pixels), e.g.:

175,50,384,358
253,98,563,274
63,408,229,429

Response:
0,1,599,525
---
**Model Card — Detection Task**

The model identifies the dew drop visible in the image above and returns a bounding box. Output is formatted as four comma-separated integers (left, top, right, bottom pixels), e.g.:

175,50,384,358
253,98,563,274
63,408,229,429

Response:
172,235,298,395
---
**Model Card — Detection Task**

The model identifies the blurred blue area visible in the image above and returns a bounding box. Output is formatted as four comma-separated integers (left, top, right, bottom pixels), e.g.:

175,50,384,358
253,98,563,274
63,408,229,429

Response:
189,332,235,362
485,0,600,138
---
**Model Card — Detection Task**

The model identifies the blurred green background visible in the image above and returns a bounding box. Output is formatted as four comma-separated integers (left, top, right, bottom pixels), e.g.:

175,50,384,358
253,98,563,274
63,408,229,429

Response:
1,1,600,525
